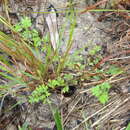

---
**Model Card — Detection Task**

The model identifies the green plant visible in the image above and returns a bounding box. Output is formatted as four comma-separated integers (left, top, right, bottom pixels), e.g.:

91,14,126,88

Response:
87,56,101,66
63,73,77,85
89,45,101,56
106,65,123,75
84,45,102,67
91,82,111,104
91,64,123,104
53,109,63,130
28,84,50,103
0,8,84,105
0,16,46,98
64,50,85,70
26,9,79,104
28,77,69,103
48,77,69,92
56,8,77,75
14,17,43,48
49,102,63,130
86,44,124,104
0,14,73,102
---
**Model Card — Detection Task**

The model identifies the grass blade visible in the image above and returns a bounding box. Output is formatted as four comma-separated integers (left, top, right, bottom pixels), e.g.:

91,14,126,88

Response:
53,109,63,130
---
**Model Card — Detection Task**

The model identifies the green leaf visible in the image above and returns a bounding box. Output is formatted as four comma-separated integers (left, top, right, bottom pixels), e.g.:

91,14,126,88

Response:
107,66,123,75
91,82,111,104
64,74,73,81
28,84,50,104
93,76,101,80
101,82,111,90
99,93,109,104
32,29,39,37
53,109,63,130
33,37,41,43
91,86,101,97
22,30,32,39
21,17,32,28
57,77,65,86
14,23,22,32
62,86,69,93
126,123,130,130
48,79,58,88
43,34,50,43
89,45,101,55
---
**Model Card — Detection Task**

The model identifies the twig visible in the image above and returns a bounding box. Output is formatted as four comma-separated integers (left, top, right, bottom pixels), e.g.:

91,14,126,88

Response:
63,95,81,126
72,99,117,130
80,0,108,14
80,76,130,94
94,49,130,69
91,97,130,127
109,56,130,61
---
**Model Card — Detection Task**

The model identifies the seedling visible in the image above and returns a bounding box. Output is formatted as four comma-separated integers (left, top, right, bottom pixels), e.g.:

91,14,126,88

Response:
14,16,43,48
28,84,50,103
91,65,123,104
91,82,111,104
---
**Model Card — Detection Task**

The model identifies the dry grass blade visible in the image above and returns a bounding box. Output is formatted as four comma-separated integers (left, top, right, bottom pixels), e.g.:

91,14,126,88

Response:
0,31,42,73
0,16,46,90
72,99,116,130
63,95,81,126
91,96,130,127
46,6,59,51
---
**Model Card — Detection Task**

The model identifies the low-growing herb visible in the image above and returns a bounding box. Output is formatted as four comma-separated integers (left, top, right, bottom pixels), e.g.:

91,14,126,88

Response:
14,17,43,48
29,77,69,103
91,82,111,104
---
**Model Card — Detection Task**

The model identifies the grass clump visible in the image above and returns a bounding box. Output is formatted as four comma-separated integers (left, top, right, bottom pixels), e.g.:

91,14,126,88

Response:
0,8,77,104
